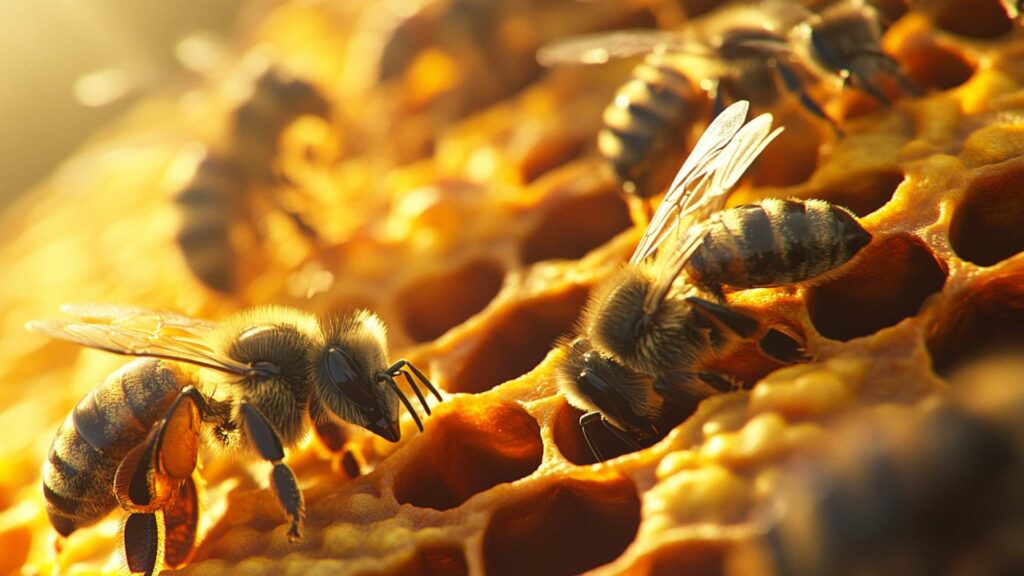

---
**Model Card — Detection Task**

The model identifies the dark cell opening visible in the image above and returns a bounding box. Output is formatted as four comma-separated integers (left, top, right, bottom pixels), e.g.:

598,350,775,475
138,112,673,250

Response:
482,475,641,576
393,402,542,511
448,286,588,393
520,191,632,265
808,234,947,341
398,259,505,343
950,165,1024,267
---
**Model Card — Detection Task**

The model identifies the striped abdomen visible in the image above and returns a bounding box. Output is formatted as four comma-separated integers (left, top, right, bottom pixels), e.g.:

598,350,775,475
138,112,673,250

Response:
175,154,241,294
687,198,871,291
43,359,190,536
598,54,695,198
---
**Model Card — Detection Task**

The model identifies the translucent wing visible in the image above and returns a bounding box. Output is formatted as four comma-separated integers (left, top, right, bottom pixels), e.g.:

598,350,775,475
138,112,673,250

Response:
637,103,784,312
26,304,261,376
631,100,752,265
536,29,697,67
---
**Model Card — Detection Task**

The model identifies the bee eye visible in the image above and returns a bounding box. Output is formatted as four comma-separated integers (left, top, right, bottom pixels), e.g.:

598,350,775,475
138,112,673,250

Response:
324,347,375,410
578,367,645,433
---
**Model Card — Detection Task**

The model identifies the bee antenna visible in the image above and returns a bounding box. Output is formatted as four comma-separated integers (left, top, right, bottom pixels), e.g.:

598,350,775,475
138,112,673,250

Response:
378,373,424,432
398,370,431,416
406,361,443,402
387,360,443,402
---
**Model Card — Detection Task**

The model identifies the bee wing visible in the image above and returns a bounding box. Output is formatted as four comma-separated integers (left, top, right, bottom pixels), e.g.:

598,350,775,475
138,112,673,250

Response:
637,103,784,312
631,100,753,265
536,29,700,67
27,304,259,376
57,303,218,332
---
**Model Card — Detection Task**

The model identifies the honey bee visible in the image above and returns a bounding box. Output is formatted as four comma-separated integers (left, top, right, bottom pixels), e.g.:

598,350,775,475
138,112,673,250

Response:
555,101,871,461
29,303,440,574
758,369,1023,576
175,57,332,293
538,0,916,198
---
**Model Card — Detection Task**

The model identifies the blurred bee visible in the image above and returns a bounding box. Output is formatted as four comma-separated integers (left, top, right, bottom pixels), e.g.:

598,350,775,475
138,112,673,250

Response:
175,58,332,294
555,101,871,461
29,303,440,575
538,0,916,199
757,360,1024,576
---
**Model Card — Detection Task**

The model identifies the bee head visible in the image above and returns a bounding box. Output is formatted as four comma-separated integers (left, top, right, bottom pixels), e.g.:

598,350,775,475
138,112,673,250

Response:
557,338,655,436
314,311,401,442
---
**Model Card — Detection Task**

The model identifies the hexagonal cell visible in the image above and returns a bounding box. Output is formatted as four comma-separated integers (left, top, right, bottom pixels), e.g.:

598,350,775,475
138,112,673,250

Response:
950,165,1024,267
928,274,1024,377
749,116,822,188
807,234,948,341
392,402,543,511
482,475,641,576
516,133,587,184
552,402,598,466
629,539,727,576
448,286,589,393
398,259,505,343
520,190,632,265
395,545,468,576
899,39,975,92
931,0,1013,38
807,168,904,217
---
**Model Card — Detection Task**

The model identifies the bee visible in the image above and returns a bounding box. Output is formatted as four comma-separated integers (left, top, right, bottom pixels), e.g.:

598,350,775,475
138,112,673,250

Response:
757,368,1023,576
29,303,440,575
538,0,916,199
175,57,332,293
555,101,871,461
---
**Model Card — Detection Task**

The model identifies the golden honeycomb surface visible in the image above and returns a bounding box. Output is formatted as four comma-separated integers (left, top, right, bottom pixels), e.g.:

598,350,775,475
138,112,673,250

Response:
3,1,1024,575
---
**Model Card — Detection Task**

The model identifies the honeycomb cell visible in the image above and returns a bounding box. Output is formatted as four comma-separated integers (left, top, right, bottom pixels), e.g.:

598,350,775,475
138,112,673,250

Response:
552,402,598,466
749,118,821,188
808,168,904,217
899,40,976,92
482,475,641,576
516,134,587,184
395,545,469,576
631,540,727,576
398,259,505,343
392,402,542,511
931,0,1013,39
448,286,589,393
519,190,632,265
807,234,948,341
950,165,1024,267
928,274,1024,377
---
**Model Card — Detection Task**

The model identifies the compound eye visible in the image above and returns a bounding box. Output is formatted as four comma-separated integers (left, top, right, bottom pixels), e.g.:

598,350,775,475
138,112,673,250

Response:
578,366,646,434
324,347,375,410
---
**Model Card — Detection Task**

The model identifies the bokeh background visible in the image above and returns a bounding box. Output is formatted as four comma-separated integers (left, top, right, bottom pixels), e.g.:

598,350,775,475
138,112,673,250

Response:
0,0,245,204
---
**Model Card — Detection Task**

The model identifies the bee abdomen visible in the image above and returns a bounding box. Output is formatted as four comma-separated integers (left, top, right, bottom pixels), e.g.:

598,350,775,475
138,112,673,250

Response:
688,199,871,290
42,359,189,536
175,155,240,293
598,56,693,197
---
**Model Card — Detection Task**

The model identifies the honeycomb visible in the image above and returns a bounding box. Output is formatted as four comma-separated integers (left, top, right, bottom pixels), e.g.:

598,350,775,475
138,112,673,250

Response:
3,0,1024,574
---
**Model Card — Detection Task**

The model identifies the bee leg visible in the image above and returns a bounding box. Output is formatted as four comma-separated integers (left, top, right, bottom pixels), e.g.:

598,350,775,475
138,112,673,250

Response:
758,327,812,364
115,386,205,512
774,59,842,135
308,398,363,477
162,475,200,568
123,512,162,576
685,296,760,338
579,412,642,462
240,403,305,541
